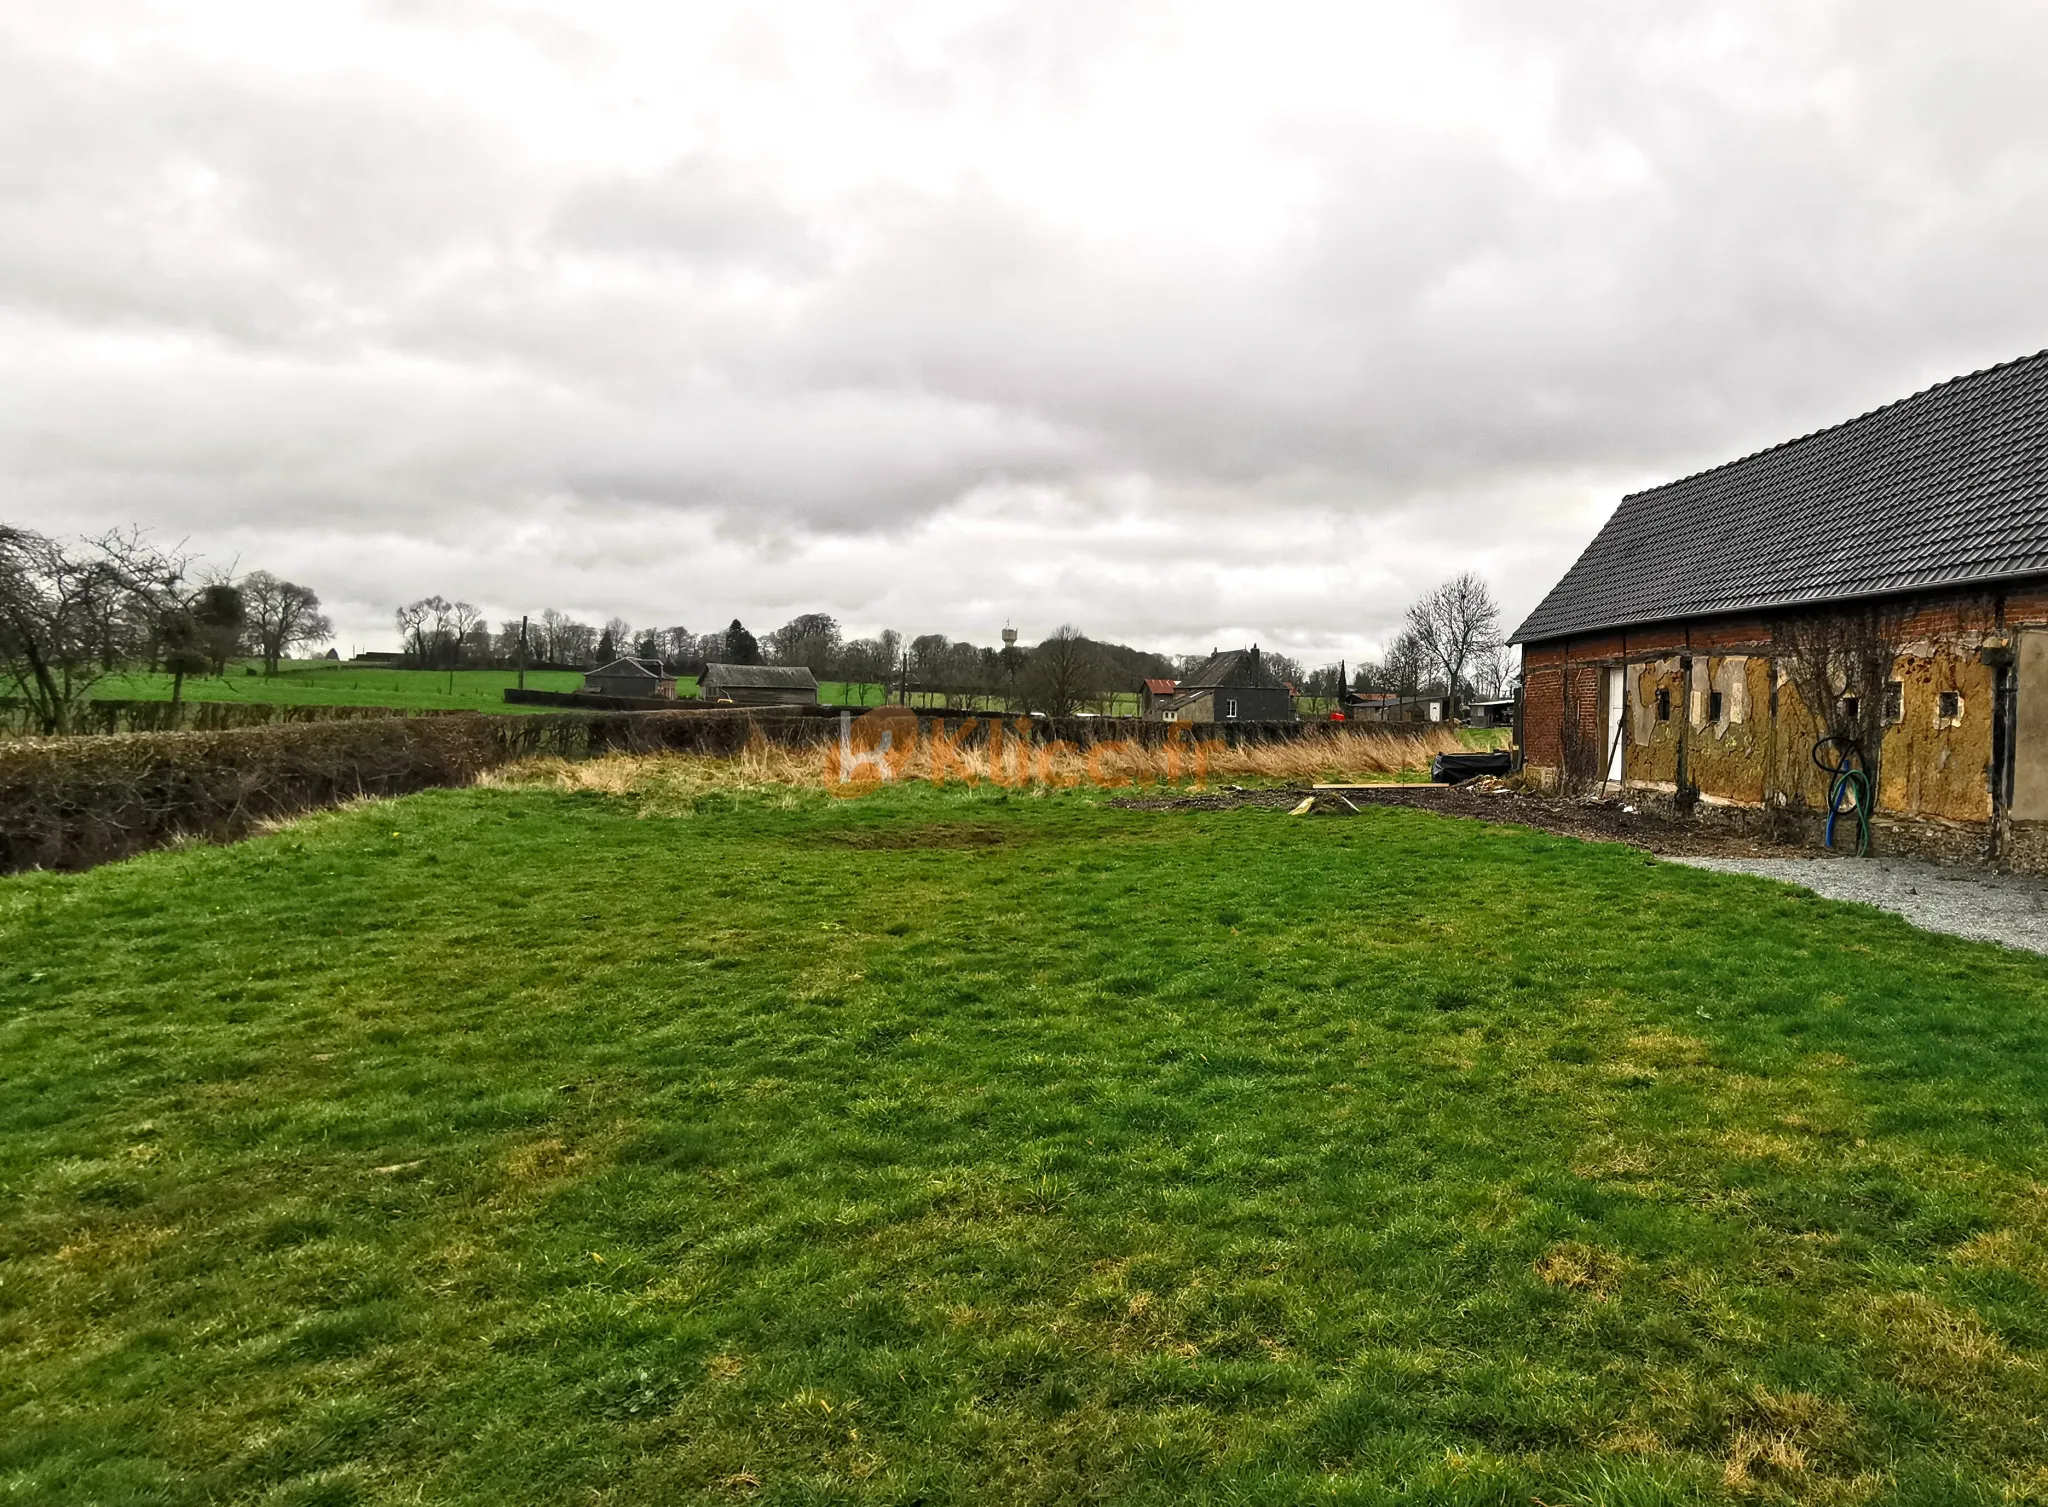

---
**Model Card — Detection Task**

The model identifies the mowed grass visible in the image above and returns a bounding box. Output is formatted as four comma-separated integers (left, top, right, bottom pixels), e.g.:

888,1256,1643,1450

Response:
3,783,2047,1505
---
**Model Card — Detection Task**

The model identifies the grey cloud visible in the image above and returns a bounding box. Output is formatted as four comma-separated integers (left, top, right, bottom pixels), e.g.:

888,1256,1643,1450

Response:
6,1,2048,654
552,160,829,275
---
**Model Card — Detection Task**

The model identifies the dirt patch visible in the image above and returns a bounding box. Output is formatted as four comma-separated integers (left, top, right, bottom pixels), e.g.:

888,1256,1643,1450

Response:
1110,783,1802,859
825,822,1027,850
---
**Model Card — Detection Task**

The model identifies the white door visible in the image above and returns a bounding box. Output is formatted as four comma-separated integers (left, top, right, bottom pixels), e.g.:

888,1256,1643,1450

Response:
1605,666,1626,785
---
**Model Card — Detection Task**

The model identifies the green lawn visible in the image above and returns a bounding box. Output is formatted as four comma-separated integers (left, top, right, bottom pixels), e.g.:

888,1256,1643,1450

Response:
4,781,2046,1503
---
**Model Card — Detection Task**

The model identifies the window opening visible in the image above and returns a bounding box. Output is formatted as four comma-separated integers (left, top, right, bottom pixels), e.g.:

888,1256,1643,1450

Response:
1224,698,1238,721
1883,681,1904,725
1938,691,1962,720
1708,690,1724,724
1655,688,1671,721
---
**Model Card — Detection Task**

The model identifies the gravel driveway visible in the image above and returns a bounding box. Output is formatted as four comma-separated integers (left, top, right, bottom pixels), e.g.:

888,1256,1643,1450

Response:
1666,856,2048,955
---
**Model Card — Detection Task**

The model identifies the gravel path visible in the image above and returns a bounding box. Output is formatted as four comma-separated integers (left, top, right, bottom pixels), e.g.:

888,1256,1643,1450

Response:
1666,856,2048,955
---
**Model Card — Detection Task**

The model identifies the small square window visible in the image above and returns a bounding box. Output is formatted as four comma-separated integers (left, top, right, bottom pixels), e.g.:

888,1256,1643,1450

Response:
1842,694,1860,723
1655,688,1671,721
1224,698,1239,721
1708,690,1724,723
1938,690,1962,720
1883,681,1904,725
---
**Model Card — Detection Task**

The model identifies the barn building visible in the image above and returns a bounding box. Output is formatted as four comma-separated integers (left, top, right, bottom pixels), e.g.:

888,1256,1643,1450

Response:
699,663,821,706
1512,352,2048,867
581,658,677,700
1138,678,1179,718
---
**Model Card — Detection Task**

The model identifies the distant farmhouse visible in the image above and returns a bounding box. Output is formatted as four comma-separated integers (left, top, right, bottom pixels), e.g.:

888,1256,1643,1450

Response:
1512,351,2048,866
700,663,821,706
582,657,677,700
1138,678,1179,718
1148,649,1295,723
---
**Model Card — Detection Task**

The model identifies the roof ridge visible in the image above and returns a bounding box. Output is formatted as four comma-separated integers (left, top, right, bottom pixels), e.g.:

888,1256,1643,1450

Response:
1620,348,2048,501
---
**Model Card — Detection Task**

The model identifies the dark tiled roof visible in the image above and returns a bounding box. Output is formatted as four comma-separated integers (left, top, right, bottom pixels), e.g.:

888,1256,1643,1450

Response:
699,662,819,690
1512,351,2048,643
1180,651,1250,689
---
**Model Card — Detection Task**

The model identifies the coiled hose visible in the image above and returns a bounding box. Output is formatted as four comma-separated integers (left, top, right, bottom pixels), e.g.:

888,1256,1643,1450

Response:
1812,736,1870,856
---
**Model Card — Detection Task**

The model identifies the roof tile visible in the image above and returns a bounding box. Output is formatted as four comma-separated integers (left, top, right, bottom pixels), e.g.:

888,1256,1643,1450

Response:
1512,351,2048,642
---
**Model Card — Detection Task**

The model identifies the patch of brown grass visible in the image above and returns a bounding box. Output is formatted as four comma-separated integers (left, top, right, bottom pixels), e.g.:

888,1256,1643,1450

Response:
1860,1290,2016,1392
1534,1241,1626,1296
482,723,1461,808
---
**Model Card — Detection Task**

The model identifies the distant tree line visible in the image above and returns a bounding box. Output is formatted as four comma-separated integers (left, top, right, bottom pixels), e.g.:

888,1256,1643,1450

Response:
5,521,1512,740
394,573,1514,715
1,523,331,735
392,599,1195,717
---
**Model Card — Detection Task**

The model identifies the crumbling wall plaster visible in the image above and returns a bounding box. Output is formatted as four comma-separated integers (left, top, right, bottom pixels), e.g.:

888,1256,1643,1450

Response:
1877,651,1995,823
1682,655,1770,805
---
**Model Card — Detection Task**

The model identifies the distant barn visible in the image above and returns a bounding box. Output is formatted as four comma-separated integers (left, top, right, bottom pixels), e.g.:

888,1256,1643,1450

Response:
699,663,821,706
581,658,677,700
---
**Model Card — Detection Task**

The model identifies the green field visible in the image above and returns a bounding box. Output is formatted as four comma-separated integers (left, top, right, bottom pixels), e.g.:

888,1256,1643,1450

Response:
6,778,2044,1503
91,663,593,713
88,664,1312,719
89,666,1019,715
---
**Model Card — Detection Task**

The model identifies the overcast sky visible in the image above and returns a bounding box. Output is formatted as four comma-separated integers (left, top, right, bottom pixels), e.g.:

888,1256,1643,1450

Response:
6,1,2048,660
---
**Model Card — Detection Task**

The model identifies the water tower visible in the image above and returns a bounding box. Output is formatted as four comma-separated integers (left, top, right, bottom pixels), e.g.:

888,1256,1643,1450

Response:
1000,624,1020,706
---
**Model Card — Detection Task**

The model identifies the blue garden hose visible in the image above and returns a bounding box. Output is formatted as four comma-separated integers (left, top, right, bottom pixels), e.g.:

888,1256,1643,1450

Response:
1812,736,1870,856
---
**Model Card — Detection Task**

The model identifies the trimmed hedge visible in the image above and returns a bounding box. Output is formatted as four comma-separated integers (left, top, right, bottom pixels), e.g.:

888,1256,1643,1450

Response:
0,708,829,873
0,716,510,873
0,698,455,738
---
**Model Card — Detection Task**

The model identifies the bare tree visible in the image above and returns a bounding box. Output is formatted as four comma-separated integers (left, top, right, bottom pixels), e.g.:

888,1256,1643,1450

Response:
836,637,891,703
1404,573,1501,710
1022,624,1102,718
768,613,842,672
395,596,446,666
1774,603,1904,813
242,571,333,674
0,525,183,734
395,596,483,668
1361,627,1428,696
1472,643,1518,700
1261,651,1305,690
447,602,485,667
598,616,634,663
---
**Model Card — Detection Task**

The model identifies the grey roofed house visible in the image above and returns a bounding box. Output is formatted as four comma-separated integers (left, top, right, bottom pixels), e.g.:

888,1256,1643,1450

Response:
698,662,821,706
1152,648,1295,723
581,657,676,699
1513,350,2048,644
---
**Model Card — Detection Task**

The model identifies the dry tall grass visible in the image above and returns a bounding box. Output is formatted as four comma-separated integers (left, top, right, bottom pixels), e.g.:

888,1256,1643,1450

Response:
483,722,1464,805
